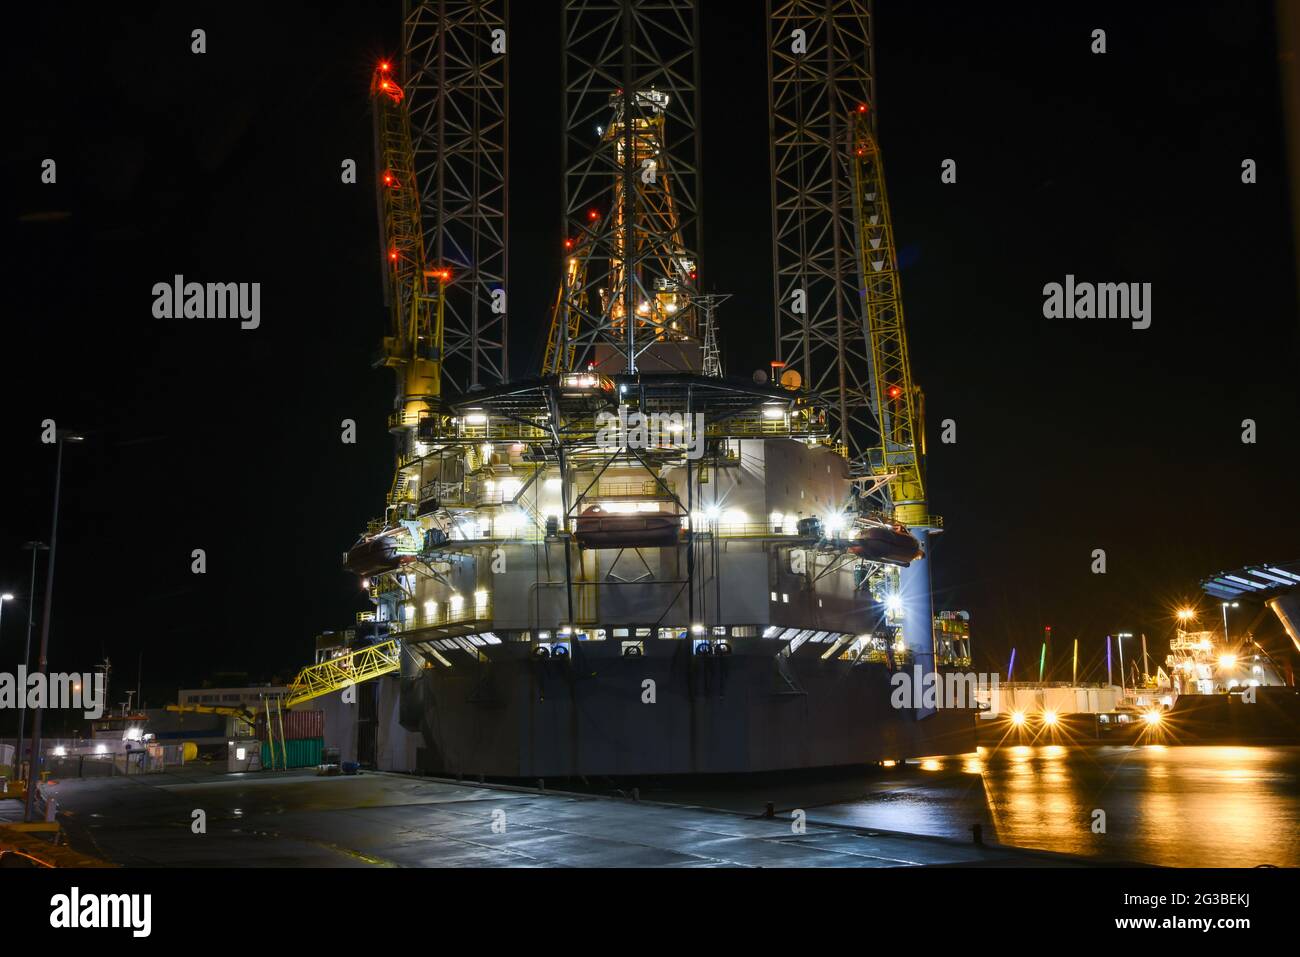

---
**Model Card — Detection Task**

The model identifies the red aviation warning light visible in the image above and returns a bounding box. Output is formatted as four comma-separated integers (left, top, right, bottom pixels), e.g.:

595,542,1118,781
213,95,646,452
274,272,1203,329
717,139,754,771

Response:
887,385,902,400
424,267,453,282
373,62,404,103
388,247,398,263
564,238,574,249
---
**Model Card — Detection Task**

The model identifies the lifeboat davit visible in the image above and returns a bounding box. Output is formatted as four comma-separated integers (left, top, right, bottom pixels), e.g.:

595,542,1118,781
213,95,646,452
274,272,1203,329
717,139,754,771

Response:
847,524,923,566
574,505,681,549
343,535,401,577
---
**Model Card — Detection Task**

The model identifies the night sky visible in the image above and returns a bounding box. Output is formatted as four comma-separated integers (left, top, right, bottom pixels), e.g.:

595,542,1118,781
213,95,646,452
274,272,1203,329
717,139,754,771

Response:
3,2,1296,721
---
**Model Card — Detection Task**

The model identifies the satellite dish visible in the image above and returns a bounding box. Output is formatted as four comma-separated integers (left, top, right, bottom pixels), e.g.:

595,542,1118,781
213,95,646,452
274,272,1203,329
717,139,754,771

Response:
780,369,802,390
752,369,768,385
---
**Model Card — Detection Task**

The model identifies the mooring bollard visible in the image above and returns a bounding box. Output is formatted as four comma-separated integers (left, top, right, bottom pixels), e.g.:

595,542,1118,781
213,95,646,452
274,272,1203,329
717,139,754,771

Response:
972,823,984,846
763,802,775,819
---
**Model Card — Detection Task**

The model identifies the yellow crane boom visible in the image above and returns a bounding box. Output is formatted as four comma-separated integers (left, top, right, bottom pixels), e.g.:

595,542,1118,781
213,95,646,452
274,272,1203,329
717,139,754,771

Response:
164,703,256,722
543,240,589,374
851,108,935,528
372,60,446,422
164,703,257,736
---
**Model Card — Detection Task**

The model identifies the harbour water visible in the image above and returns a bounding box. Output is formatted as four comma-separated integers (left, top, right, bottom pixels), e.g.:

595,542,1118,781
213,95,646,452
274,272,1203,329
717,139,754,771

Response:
646,745,1300,867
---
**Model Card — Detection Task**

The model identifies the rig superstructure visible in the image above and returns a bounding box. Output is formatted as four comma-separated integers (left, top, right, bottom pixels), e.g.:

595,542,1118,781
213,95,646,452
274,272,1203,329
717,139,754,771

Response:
306,0,973,776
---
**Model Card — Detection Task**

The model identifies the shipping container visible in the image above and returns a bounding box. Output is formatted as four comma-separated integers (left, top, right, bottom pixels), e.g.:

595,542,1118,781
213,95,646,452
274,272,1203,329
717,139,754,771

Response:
259,737,323,770
254,709,325,741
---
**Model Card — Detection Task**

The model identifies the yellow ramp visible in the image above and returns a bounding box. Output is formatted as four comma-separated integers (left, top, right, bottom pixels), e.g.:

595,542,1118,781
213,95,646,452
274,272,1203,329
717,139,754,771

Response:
284,640,402,707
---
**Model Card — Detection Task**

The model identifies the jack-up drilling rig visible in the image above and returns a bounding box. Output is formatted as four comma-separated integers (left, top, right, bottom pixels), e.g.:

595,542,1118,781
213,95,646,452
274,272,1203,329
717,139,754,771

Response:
299,0,971,772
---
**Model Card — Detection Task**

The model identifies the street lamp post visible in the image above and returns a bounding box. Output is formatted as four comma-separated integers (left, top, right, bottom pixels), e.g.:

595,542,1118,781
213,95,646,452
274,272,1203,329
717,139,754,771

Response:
0,592,12,766
0,592,13,641
15,542,47,777
1117,632,1134,692
24,432,82,822
1221,601,1239,647
0,591,13,756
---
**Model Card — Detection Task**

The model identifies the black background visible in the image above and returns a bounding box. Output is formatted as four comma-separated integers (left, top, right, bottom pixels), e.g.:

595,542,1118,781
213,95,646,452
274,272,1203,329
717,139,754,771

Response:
2,1,1297,722
8,865,1291,939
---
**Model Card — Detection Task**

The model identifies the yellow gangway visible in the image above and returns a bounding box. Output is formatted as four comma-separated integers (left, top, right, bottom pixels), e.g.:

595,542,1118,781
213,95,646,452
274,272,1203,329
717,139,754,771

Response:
283,639,403,708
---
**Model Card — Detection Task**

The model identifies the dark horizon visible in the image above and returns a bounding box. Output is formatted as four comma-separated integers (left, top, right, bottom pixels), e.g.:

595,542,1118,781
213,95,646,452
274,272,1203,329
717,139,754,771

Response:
2,1,1297,717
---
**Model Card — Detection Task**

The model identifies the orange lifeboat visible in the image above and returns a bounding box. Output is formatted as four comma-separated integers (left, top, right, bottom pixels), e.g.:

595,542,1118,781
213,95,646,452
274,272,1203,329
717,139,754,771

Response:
847,522,923,566
343,535,401,576
574,505,682,549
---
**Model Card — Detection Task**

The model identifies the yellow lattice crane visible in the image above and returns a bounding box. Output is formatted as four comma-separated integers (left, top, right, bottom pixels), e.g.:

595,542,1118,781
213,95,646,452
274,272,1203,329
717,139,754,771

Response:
851,107,936,529
372,61,447,422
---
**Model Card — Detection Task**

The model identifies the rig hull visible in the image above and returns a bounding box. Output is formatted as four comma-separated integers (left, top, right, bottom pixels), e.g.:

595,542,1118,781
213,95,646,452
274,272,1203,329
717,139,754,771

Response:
400,647,974,778
341,392,974,779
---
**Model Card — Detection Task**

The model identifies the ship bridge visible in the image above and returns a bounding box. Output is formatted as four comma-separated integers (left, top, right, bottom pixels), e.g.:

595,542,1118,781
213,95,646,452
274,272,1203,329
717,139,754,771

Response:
1202,559,1300,654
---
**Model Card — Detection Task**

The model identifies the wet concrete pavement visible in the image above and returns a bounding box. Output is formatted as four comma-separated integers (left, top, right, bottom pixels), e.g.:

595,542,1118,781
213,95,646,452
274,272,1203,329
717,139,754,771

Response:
4,766,1105,867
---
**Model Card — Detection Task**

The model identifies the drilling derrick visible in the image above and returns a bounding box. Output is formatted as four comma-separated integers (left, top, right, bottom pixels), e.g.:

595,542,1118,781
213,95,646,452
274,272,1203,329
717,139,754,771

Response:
556,0,703,375
602,90,695,343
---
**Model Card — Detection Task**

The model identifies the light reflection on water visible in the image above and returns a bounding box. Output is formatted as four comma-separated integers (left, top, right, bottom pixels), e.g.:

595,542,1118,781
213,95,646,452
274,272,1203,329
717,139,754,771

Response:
651,746,1300,867
966,745,1296,866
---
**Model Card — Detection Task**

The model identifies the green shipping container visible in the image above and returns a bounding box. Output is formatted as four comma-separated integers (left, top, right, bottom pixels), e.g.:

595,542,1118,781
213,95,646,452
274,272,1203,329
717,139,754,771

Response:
260,737,323,770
